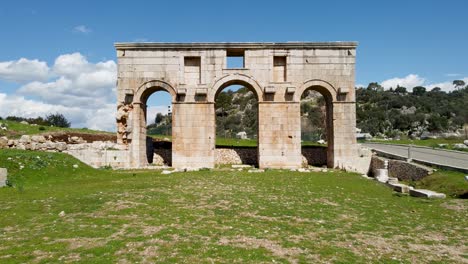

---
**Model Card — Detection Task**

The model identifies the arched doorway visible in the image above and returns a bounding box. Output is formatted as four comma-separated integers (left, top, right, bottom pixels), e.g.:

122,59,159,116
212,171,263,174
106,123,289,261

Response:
299,84,335,168
145,91,172,165
131,81,176,167
214,83,259,166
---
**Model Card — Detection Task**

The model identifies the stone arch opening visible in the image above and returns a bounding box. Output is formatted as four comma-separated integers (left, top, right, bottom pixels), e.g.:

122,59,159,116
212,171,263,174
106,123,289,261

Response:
300,85,335,168
131,80,177,167
214,80,260,167
144,91,173,165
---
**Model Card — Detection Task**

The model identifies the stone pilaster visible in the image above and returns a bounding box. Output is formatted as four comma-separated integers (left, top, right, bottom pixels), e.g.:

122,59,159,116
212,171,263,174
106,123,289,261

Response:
172,102,215,169
258,102,302,169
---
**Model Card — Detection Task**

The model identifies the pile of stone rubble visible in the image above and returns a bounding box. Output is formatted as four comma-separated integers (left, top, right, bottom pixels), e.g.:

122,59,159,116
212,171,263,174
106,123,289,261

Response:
0,135,126,152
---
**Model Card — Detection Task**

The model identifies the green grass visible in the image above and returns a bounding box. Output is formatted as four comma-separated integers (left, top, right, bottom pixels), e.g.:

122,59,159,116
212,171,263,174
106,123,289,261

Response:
0,120,111,139
365,138,468,152
0,149,466,263
405,170,468,198
215,137,258,147
149,134,326,148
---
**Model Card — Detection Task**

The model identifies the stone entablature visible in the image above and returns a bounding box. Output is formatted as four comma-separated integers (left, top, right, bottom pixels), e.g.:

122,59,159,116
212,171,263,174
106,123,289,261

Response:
115,42,359,170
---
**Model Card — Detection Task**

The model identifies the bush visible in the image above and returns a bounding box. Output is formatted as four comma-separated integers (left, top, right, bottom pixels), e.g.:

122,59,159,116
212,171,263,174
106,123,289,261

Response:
45,113,71,128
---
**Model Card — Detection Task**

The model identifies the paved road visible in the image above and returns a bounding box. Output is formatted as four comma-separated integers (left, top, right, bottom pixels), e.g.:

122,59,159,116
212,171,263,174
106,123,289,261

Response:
363,143,468,170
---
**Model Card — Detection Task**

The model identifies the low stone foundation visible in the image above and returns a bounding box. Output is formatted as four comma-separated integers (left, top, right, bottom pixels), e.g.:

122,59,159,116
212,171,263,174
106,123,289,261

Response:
67,149,130,168
215,148,258,166
301,147,327,167
152,149,172,166
370,155,432,181
151,146,329,168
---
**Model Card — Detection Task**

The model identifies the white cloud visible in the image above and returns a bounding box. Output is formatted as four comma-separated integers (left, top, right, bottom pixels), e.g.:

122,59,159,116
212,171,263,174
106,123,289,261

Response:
73,25,91,34
380,74,468,92
17,53,116,108
0,58,49,82
0,93,116,131
426,77,468,92
381,74,425,90
0,52,117,131
445,73,460,77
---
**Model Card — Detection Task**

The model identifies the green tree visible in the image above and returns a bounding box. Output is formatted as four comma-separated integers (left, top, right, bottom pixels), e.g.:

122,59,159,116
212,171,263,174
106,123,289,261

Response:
412,86,426,96
155,113,164,124
367,82,384,92
394,86,407,94
45,113,71,128
453,80,466,90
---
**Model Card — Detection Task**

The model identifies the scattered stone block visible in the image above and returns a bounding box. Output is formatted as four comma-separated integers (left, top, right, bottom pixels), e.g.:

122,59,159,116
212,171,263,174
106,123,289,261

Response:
31,135,46,143
248,169,265,173
409,189,446,199
19,135,31,144
161,170,173,175
387,177,399,184
0,168,7,187
387,183,413,194
231,165,252,169
297,168,310,173
453,143,468,149
0,137,8,149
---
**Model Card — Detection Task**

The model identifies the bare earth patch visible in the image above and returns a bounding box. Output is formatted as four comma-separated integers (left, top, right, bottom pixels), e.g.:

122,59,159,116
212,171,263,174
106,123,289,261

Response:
218,236,304,263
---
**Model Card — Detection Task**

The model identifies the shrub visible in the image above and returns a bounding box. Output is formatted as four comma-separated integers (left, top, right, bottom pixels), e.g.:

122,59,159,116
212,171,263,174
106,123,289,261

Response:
45,113,71,128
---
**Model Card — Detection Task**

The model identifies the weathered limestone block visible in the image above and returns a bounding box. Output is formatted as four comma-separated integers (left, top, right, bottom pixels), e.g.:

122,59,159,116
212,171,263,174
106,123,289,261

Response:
55,142,68,151
409,189,446,199
0,137,8,149
31,135,46,143
19,135,31,144
0,168,7,187
387,183,413,193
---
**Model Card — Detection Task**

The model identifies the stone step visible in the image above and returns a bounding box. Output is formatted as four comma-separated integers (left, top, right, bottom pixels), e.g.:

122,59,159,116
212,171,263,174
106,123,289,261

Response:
409,189,446,199
387,177,399,184
386,182,413,194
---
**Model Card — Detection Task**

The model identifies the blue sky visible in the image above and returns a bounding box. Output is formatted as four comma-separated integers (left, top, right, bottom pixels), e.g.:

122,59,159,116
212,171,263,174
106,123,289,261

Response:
0,0,467,130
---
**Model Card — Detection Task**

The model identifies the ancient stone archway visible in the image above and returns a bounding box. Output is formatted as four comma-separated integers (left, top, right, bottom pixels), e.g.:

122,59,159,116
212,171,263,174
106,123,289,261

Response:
212,75,262,166
115,42,359,169
116,80,177,167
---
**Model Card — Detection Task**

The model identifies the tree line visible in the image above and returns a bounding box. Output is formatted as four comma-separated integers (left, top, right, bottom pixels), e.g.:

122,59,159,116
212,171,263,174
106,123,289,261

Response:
357,81,468,137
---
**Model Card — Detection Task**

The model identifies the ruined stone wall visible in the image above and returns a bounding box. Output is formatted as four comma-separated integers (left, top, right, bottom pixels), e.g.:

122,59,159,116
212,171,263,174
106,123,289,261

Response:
115,42,359,169
370,156,432,181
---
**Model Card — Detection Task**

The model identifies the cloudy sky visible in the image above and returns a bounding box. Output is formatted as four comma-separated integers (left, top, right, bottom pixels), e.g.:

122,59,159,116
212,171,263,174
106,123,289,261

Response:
0,0,467,131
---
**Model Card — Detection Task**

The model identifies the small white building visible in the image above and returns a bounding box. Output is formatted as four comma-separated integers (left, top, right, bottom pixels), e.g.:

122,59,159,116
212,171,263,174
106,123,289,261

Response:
236,131,248,140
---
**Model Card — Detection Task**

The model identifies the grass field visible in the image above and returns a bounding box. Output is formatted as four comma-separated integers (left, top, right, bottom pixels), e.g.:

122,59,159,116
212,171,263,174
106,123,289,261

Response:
149,134,325,148
406,170,468,198
0,120,111,139
0,149,466,263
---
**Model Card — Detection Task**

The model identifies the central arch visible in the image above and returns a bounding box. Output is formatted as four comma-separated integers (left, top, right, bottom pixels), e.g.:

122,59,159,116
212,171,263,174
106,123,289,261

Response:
209,74,264,103
211,74,263,167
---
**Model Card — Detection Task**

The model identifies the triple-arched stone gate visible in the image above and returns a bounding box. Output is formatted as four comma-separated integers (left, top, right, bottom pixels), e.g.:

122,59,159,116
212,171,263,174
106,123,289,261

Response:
115,42,359,170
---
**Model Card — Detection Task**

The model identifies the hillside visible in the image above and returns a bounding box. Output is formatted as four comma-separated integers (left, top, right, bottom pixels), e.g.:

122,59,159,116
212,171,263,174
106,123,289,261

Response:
0,119,114,141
